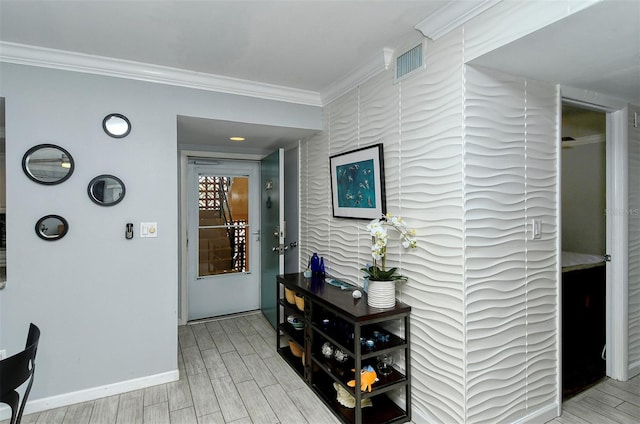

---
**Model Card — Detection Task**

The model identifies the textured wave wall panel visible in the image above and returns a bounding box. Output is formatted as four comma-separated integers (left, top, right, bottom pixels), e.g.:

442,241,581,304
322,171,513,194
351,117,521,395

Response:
629,104,640,373
522,79,559,411
399,31,466,424
464,67,528,423
299,24,559,424
299,106,331,270
464,67,559,422
301,29,467,423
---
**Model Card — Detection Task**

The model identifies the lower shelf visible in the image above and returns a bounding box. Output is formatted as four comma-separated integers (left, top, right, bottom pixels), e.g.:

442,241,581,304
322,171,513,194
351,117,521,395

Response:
311,371,409,424
277,347,305,378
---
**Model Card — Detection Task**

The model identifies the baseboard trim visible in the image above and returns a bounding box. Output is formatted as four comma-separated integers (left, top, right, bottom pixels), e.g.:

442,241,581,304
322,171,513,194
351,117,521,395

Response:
0,369,179,420
512,403,560,424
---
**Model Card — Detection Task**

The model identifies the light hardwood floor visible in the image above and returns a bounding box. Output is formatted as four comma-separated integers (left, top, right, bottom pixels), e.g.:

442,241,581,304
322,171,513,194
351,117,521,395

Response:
5,312,639,424
546,373,640,424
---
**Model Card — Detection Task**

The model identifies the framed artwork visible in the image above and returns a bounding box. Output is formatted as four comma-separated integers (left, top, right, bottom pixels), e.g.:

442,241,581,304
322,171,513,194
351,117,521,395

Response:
329,143,386,219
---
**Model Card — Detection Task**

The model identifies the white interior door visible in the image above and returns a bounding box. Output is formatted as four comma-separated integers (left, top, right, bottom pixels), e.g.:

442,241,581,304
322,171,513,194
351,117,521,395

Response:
187,160,260,321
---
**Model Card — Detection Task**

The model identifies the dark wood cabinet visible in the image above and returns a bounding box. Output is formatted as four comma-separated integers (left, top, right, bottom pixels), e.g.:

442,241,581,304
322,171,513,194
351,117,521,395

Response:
276,273,411,424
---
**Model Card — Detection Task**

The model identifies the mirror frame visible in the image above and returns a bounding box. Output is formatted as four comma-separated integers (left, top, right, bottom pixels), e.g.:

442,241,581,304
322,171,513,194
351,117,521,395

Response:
35,214,69,241
102,113,131,138
87,174,126,206
22,144,75,185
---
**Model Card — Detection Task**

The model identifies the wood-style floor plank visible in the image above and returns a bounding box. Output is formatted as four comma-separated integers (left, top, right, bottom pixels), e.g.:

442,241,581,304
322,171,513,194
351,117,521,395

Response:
192,323,216,351
62,401,94,424
261,383,307,424
235,380,278,424
143,384,168,407
35,407,67,424
241,353,277,388
10,313,638,424
88,394,119,424
142,402,169,424
168,406,197,424
186,372,219,418
115,390,143,424
221,351,252,384
209,375,248,422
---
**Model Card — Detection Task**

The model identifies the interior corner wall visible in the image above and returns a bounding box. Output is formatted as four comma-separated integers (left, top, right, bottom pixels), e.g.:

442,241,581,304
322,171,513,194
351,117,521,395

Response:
463,66,559,423
0,62,322,411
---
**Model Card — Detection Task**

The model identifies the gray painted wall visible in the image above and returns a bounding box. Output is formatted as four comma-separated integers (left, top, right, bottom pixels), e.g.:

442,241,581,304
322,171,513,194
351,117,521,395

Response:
0,63,321,403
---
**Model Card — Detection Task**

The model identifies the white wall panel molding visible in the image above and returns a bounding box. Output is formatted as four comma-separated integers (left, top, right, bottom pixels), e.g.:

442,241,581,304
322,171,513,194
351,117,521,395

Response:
0,42,322,107
628,104,640,377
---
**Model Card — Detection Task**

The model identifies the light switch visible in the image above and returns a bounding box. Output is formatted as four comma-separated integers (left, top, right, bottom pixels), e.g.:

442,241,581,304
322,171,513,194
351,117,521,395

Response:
532,219,542,240
140,222,158,238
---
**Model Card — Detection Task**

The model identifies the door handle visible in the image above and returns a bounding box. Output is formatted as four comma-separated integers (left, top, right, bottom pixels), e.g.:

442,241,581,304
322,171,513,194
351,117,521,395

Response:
272,245,289,254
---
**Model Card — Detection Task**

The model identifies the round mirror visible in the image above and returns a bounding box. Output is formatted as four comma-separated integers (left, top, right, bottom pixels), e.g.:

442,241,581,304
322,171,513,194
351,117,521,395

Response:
88,175,126,206
102,113,131,138
22,144,75,185
35,215,69,241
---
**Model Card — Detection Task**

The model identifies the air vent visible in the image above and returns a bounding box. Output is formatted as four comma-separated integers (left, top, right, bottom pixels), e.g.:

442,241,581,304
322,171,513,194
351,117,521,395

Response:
395,43,424,82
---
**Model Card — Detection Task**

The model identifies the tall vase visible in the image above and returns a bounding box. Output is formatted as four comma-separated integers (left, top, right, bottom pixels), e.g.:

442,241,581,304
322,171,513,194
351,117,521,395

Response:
366,280,396,308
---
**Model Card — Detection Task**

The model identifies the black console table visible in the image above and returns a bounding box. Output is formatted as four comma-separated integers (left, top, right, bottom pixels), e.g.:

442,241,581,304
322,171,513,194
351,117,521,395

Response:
276,272,411,424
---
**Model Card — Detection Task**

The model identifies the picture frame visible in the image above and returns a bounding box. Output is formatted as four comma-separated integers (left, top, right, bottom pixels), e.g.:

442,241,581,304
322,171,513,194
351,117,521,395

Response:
329,143,386,219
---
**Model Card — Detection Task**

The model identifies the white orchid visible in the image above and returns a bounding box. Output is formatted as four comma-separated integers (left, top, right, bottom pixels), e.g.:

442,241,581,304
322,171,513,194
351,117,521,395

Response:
362,213,417,281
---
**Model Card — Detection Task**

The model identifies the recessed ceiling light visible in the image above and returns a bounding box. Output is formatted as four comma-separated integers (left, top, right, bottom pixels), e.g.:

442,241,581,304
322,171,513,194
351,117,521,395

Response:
229,136,245,142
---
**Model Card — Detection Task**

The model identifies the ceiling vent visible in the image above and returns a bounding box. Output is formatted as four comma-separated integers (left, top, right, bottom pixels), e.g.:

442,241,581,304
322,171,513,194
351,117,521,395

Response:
395,43,425,82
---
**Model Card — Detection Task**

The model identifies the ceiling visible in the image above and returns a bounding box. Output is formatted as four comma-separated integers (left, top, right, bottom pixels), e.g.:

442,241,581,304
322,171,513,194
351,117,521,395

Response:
471,0,640,106
1,0,638,154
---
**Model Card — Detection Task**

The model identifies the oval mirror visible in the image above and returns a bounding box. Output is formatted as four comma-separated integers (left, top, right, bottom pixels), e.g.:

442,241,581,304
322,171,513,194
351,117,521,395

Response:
22,144,75,185
88,174,126,206
35,215,69,241
102,113,131,138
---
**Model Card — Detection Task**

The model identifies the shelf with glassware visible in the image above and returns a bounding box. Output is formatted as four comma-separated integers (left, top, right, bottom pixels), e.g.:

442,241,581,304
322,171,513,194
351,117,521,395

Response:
276,272,411,424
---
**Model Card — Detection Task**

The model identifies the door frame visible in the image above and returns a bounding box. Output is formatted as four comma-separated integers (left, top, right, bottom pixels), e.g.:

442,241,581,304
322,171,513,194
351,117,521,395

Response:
179,150,263,325
560,87,630,391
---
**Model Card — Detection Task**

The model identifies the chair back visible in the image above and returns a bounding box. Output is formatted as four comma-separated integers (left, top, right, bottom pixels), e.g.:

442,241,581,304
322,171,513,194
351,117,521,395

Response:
0,323,40,424
0,324,40,394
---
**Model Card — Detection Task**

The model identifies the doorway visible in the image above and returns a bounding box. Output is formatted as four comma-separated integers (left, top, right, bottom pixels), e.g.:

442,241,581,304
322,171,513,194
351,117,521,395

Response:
186,160,260,321
560,103,607,398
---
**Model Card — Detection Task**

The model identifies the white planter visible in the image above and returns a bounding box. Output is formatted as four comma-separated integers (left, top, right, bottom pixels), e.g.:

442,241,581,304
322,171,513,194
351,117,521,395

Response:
366,280,396,308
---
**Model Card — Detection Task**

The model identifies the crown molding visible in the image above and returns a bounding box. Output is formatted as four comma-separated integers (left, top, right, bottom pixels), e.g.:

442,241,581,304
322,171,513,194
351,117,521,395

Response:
415,0,502,40
321,47,395,105
0,42,323,107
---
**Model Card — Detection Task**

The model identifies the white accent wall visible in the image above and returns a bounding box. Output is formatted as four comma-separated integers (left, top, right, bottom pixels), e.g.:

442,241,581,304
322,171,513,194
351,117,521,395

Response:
299,27,560,424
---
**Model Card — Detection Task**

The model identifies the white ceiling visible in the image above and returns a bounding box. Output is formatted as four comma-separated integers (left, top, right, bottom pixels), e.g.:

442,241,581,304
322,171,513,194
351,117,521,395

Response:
1,0,638,153
0,0,453,94
471,0,640,105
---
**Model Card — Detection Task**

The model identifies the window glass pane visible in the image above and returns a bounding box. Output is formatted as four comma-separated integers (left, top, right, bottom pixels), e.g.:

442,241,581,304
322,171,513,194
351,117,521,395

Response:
198,175,249,276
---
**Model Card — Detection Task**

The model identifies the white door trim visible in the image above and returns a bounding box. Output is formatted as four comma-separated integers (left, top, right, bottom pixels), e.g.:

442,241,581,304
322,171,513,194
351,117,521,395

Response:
561,87,630,382
178,150,264,325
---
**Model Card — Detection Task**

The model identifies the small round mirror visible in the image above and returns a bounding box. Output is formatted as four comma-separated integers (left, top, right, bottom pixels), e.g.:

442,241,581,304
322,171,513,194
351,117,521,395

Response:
35,215,69,241
102,113,131,138
88,174,126,206
22,144,75,185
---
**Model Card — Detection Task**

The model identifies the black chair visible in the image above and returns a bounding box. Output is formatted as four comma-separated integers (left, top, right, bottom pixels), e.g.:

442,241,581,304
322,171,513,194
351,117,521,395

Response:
0,323,40,424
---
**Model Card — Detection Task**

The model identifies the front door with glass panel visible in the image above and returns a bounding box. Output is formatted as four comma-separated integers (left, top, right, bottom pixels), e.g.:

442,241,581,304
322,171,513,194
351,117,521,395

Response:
187,160,260,321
